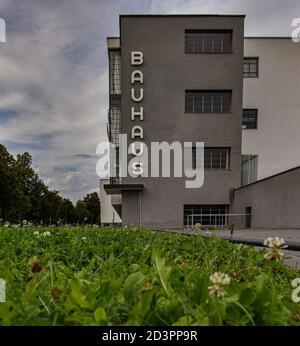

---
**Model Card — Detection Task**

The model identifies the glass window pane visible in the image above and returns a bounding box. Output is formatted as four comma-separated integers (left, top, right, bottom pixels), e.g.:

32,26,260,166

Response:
185,31,232,54
185,91,231,114
243,58,258,77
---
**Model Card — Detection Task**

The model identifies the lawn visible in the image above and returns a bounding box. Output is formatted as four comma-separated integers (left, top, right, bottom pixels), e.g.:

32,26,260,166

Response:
0,226,299,326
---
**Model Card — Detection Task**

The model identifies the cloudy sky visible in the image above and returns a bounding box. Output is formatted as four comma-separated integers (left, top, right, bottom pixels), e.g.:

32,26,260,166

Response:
0,0,299,202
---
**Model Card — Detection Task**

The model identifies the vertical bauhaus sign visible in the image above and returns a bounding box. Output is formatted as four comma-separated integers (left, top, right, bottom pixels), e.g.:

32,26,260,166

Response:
130,51,144,139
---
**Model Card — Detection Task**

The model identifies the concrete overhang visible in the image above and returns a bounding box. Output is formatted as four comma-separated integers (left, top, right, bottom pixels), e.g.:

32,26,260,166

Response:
104,184,144,195
107,37,120,49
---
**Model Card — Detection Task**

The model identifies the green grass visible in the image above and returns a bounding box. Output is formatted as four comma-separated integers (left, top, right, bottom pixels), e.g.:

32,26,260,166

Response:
0,226,299,326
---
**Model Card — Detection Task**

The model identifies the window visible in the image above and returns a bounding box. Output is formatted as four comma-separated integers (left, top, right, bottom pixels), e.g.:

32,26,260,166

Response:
243,57,258,77
184,205,229,227
203,148,230,169
109,51,121,95
185,91,231,113
241,155,258,185
242,109,257,129
185,30,232,53
187,147,230,170
107,107,121,184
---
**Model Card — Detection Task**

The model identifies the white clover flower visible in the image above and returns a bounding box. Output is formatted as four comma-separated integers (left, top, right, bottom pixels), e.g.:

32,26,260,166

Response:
263,236,286,248
263,236,287,261
33,231,39,235
42,231,51,237
82,236,87,241
210,272,231,285
208,272,231,298
193,223,202,232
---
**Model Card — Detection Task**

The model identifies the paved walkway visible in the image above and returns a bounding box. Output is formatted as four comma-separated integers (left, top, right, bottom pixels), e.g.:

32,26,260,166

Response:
212,229,300,269
168,229,300,269
212,229,300,243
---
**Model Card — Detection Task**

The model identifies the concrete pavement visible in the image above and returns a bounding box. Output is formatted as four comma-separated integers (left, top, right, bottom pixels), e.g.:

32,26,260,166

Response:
167,228,300,269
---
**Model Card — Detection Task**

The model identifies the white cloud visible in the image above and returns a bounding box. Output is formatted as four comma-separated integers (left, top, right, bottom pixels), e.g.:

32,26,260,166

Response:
149,0,300,36
0,0,121,202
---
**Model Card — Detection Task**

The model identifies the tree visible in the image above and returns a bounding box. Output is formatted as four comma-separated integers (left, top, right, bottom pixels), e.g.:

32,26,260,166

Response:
0,144,100,226
75,199,89,224
57,198,77,224
82,192,100,225
0,144,16,221
75,193,100,225
0,144,78,225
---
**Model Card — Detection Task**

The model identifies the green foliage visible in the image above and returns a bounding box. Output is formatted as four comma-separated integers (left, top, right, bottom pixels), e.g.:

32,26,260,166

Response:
0,227,299,326
0,144,100,225
75,193,100,225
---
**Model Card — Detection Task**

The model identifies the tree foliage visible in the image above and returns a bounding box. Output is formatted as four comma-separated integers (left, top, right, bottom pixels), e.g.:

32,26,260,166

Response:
0,144,100,225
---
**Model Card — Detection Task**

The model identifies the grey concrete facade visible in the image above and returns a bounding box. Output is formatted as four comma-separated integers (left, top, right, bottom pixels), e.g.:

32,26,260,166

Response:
233,166,300,229
102,17,300,230
118,15,245,229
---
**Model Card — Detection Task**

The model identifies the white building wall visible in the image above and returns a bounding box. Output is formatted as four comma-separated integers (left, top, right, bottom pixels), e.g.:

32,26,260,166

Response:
243,38,300,180
100,179,122,225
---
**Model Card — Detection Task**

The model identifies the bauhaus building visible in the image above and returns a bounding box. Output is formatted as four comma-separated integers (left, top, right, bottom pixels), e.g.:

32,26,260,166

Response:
100,15,300,230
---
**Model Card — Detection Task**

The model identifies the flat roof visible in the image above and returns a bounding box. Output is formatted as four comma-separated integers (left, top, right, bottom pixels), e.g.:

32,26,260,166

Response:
235,165,300,191
107,36,292,40
245,37,291,39
104,184,144,195
107,37,120,49
120,14,246,17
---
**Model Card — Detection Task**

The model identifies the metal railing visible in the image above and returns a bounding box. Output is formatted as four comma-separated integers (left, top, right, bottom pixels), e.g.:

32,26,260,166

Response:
186,213,252,229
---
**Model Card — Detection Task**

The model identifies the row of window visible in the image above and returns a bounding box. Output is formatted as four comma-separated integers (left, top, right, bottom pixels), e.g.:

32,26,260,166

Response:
184,205,229,227
109,33,259,97
185,30,232,54
184,204,252,227
184,90,258,129
110,32,259,98
184,31,259,77
185,147,230,170
186,148,259,175
185,91,231,113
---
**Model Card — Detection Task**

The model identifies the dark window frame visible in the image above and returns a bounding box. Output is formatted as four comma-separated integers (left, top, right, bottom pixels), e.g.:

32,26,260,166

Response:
185,29,233,54
184,204,229,226
243,57,259,78
241,155,258,186
242,109,258,129
191,147,231,170
185,90,232,114
109,49,121,95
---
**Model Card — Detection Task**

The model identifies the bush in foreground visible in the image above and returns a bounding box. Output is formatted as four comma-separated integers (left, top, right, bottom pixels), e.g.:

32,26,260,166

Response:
0,227,299,326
